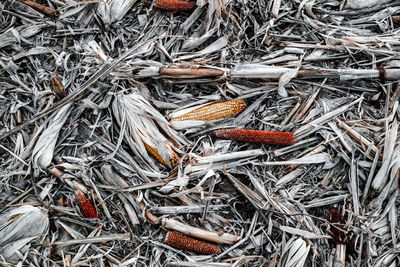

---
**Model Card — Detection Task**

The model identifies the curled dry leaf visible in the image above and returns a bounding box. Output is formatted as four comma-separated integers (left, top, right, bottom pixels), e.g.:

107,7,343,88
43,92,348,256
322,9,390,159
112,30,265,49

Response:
49,74,66,99
31,103,72,171
0,205,49,263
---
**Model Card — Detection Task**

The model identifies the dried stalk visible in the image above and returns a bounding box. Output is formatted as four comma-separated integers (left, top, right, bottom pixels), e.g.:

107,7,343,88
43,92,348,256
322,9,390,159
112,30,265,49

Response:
139,65,400,81
161,218,240,244
23,0,59,16
50,233,130,246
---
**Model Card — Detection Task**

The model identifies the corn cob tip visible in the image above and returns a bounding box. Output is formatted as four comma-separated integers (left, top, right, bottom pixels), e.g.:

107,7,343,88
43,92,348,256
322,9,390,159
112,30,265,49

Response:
143,141,180,168
74,189,99,219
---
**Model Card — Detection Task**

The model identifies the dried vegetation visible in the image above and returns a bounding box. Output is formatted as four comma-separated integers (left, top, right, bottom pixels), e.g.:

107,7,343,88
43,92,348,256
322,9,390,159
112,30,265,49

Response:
1,0,400,266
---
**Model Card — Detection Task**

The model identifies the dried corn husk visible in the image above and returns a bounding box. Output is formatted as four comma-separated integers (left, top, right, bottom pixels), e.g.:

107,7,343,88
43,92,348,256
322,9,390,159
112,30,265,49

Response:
371,121,398,192
97,0,137,25
0,24,46,49
112,94,188,168
345,0,390,9
0,205,49,263
279,238,310,267
31,103,72,172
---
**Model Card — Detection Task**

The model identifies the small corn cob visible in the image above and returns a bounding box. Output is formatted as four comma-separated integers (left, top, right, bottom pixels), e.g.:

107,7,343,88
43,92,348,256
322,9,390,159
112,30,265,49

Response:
74,189,98,219
171,99,247,122
154,0,196,11
164,231,221,255
143,141,180,168
214,129,295,146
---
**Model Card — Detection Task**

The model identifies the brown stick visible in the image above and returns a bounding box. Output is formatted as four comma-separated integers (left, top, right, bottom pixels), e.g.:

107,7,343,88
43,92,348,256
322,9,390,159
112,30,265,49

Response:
160,67,224,78
23,0,59,17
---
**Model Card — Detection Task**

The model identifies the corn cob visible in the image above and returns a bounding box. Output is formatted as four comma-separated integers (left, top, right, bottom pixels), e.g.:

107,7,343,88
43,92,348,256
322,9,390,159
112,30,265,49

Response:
154,0,196,12
171,99,247,122
214,129,295,146
143,141,180,168
74,189,98,219
164,231,221,255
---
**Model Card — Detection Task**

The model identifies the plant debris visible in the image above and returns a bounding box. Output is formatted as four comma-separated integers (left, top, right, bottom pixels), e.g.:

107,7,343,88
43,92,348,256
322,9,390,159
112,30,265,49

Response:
1,0,400,266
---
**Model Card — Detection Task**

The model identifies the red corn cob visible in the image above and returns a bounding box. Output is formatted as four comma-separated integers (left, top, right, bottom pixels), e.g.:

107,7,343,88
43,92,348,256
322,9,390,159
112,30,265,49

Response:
154,0,196,12
74,189,98,219
164,231,221,255
214,129,296,146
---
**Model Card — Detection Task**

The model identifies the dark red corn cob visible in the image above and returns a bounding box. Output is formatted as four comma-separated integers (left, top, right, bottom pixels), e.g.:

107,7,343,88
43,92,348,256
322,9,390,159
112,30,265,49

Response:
214,129,296,146
164,231,221,255
154,0,196,12
74,189,98,219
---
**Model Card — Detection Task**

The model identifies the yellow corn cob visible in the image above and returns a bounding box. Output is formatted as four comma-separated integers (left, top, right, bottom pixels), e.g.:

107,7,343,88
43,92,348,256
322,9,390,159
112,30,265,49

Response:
166,146,180,166
170,99,247,121
143,141,180,167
